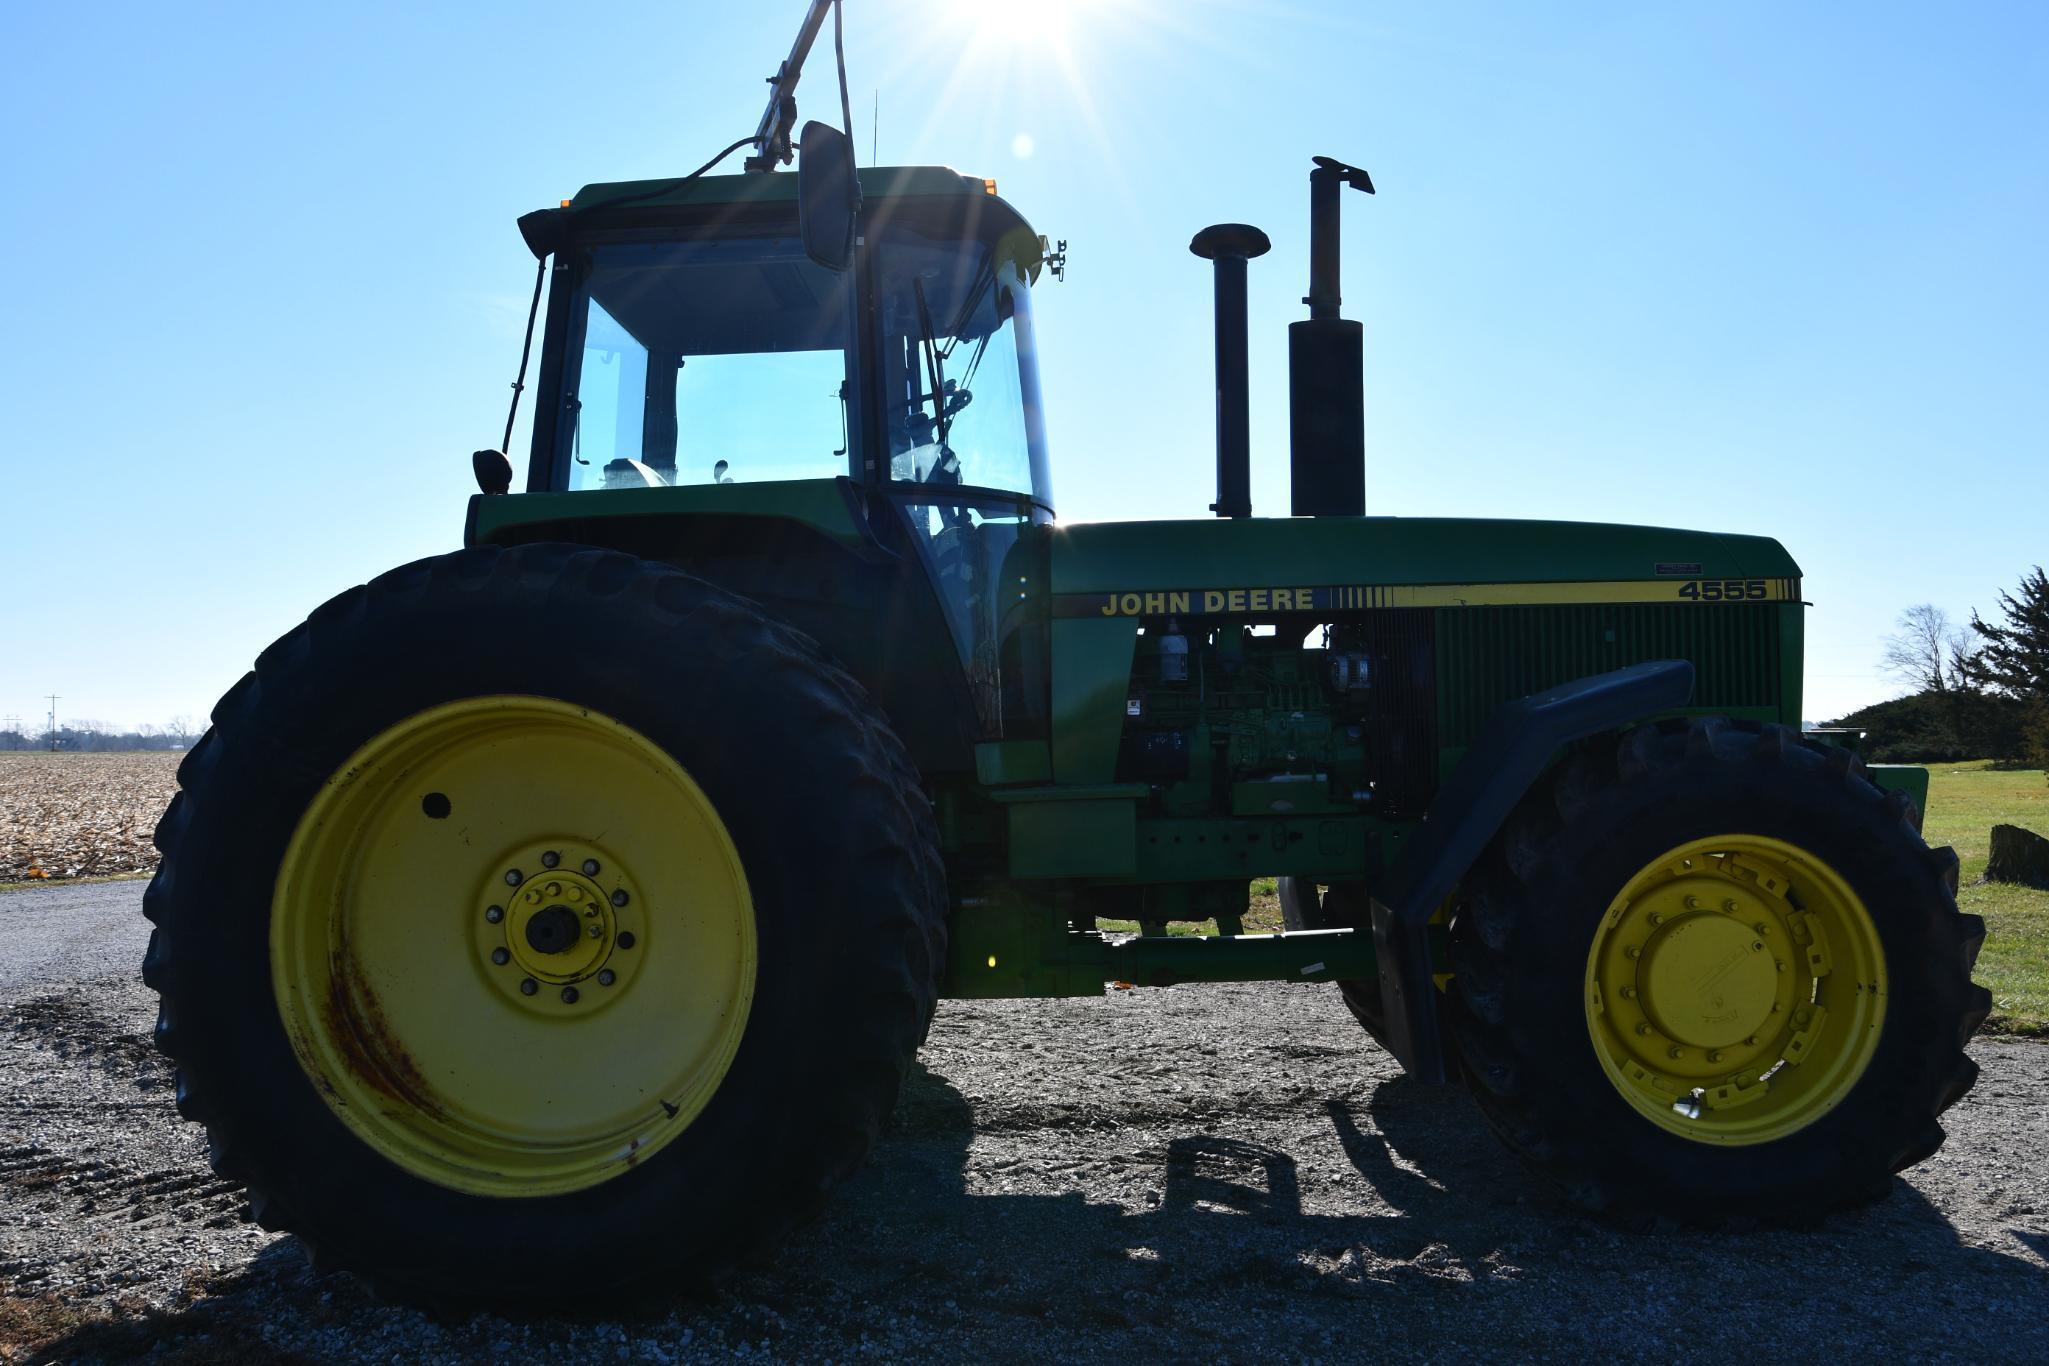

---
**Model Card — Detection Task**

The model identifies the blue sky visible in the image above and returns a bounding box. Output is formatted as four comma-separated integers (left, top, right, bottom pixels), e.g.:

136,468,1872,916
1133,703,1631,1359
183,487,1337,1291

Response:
1,0,2042,731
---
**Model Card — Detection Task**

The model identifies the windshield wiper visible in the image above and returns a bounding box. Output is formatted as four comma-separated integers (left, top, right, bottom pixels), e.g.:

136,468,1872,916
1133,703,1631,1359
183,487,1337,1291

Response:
911,277,961,485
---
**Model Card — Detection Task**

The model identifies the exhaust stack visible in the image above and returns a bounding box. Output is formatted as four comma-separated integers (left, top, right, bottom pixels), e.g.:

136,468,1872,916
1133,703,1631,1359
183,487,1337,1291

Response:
1289,155,1373,517
1190,223,1271,519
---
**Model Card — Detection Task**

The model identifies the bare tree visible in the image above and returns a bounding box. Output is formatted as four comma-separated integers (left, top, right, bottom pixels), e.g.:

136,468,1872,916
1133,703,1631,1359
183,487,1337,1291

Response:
164,716,199,747
1881,604,1970,695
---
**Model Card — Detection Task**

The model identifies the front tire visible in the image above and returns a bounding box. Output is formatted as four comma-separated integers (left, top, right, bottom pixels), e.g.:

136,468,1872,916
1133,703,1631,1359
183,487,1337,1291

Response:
1448,718,1989,1223
143,545,947,1302
1276,879,1392,1047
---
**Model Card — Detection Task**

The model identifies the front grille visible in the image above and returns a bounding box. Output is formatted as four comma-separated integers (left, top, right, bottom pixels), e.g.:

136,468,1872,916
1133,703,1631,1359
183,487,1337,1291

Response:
1433,603,1783,749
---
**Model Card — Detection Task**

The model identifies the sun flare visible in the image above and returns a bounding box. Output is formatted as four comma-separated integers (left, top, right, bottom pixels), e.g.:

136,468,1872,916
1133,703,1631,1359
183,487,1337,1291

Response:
941,0,1084,50
862,0,1226,217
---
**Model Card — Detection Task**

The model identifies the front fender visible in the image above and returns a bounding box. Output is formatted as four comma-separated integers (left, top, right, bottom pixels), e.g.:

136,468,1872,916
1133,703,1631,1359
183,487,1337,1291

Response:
1372,660,1697,1083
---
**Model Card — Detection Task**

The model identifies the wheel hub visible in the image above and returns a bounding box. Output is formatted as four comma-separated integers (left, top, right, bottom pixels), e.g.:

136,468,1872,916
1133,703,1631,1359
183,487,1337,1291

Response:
475,843,643,1010
524,905,583,955
1583,835,1887,1145
1636,888,1778,1049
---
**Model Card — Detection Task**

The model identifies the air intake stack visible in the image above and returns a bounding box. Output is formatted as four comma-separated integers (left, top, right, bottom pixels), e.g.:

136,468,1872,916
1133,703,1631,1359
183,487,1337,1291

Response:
1190,223,1271,519
1289,156,1373,517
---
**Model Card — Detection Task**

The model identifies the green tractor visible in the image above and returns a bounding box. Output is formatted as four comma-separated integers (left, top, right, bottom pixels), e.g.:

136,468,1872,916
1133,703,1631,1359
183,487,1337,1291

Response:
142,6,1987,1304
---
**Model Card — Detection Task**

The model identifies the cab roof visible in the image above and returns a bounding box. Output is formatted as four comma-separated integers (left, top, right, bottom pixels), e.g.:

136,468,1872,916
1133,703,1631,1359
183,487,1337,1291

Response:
562,165,1009,217
517,164,1041,267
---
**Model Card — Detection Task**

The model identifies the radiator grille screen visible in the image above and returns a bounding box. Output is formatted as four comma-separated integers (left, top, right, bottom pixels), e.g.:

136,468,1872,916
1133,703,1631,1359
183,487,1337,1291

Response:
1433,604,1783,749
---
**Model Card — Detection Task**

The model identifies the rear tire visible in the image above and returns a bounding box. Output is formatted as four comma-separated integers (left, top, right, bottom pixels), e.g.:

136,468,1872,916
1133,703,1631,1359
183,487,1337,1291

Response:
143,544,947,1303
1447,717,1988,1223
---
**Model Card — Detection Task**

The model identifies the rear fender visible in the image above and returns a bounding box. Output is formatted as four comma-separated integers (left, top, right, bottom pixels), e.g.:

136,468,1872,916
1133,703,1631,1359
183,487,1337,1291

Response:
465,481,984,774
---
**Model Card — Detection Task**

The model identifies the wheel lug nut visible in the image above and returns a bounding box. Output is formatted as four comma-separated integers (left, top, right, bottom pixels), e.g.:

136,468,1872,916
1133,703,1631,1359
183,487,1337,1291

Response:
617,931,636,950
546,882,562,897
1619,986,1636,999
611,889,629,907
491,947,510,966
1754,923,1769,936
485,905,503,924
504,869,523,886
1625,946,1642,959
1746,1036,1760,1046
519,978,538,996
561,986,580,1004
582,859,601,876
1668,1046,1686,1060
587,925,602,938
1723,900,1739,913
1707,1050,1723,1063
598,969,616,986
541,851,560,868
1635,1022,1653,1036
1647,912,1664,926
1776,960,1787,972
1683,896,1701,910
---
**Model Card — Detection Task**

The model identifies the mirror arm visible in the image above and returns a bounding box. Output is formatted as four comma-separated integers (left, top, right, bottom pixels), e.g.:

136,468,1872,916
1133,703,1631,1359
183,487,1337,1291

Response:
746,0,838,172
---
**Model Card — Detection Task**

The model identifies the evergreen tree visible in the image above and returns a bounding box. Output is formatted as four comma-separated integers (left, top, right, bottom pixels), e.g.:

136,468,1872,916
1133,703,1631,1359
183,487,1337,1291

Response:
1960,566,2049,700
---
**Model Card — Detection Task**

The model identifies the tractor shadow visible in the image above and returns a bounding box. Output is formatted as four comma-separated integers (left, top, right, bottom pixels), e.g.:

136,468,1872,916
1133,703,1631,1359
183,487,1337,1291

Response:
739,1061,2049,1350
786,1061,2047,1347
28,1060,2049,1360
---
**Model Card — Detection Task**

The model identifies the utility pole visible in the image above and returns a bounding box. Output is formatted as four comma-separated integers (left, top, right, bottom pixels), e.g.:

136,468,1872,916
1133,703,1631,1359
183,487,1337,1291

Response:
46,695,59,751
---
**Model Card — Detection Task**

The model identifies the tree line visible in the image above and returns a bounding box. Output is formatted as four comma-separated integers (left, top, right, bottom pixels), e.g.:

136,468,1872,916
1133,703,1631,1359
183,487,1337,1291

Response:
1836,566,2049,769
0,719,200,752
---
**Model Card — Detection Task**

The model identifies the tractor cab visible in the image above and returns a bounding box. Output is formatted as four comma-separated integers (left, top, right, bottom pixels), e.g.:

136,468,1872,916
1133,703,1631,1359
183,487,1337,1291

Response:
496,163,1060,761
521,165,1053,516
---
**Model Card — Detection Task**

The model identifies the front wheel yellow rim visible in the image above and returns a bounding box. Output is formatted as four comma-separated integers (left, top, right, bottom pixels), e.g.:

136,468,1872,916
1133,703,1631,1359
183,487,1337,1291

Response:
1584,834,1886,1146
271,696,756,1197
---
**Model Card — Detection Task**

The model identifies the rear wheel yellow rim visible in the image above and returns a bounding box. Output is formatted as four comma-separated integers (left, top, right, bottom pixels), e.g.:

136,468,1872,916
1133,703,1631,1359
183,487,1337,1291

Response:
270,696,756,1197
1583,834,1886,1146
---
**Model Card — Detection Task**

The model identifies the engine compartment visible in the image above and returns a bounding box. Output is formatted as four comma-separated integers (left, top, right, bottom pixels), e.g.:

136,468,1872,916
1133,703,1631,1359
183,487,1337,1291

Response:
1115,609,1439,823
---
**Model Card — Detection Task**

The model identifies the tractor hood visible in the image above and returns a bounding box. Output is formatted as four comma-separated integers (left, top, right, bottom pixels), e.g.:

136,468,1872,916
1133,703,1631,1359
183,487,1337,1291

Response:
1046,517,1803,614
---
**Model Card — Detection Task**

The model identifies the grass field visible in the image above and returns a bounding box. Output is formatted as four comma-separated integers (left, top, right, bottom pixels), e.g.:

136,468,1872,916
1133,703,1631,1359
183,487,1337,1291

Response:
1923,761,2049,1033
1104,762,2049,1032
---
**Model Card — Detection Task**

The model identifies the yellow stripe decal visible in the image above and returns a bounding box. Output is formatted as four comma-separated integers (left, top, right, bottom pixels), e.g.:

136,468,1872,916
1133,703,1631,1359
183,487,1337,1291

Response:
1055,577,1801,618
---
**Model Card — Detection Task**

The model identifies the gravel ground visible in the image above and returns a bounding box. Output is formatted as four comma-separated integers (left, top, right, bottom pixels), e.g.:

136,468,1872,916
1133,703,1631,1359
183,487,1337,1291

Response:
3,882,2046,1364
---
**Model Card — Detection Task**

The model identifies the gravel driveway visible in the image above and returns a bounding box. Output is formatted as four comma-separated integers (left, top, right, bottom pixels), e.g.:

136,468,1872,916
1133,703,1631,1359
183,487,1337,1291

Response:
4,882,2046,1362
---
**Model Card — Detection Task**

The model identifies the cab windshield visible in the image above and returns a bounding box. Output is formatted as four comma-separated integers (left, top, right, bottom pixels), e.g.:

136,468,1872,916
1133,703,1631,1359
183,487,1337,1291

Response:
541,211,1050,510
874,225,1051,509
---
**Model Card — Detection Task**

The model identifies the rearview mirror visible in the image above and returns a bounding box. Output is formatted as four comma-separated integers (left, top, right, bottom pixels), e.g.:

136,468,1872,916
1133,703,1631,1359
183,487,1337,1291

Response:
798,120,859,271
